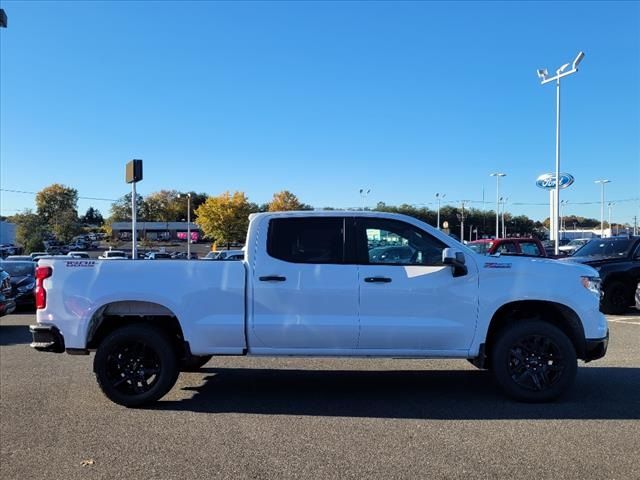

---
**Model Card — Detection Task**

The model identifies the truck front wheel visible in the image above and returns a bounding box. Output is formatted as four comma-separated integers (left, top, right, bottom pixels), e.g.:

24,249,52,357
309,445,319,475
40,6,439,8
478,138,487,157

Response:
491,320,577,402
94,325,180,407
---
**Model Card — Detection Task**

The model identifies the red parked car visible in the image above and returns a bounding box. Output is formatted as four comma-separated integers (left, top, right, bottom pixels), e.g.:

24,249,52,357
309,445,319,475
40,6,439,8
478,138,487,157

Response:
467,238,547,257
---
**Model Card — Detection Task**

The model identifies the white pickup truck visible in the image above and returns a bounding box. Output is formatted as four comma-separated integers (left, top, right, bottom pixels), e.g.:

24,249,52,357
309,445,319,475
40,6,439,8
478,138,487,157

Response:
30,211,608,406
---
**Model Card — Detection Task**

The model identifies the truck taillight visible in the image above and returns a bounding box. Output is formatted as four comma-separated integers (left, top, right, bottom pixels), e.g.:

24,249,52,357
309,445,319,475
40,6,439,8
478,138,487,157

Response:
35,266,52,310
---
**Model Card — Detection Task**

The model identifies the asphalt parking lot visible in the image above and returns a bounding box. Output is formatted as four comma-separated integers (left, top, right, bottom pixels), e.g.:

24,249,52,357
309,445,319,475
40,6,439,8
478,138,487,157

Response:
1,312,639,480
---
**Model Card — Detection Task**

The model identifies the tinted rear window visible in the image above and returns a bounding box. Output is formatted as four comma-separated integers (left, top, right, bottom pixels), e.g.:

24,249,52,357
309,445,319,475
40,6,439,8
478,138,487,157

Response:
267,217,344,264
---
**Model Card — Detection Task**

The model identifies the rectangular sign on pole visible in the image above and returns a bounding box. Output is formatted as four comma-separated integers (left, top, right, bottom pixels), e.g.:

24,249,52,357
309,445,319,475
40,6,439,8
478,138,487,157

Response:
126,159,143,184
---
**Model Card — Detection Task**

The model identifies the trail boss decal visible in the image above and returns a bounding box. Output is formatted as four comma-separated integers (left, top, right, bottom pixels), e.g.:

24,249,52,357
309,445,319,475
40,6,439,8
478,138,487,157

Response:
484,262,512,269
65,260,97,267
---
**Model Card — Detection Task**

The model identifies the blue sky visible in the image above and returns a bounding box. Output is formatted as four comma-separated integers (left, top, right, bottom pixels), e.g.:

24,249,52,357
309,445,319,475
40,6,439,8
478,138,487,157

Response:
1,1,639,223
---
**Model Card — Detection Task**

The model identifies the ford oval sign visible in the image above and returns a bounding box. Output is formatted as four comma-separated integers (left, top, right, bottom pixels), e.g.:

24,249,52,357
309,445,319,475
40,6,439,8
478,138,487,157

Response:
536,173,575,190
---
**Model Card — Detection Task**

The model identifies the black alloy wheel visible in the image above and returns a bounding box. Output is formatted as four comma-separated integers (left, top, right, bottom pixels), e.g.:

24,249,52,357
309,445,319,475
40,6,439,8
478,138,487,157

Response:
601,281,630,315
506,334,564,392
94,325,179,407
491,320,577,402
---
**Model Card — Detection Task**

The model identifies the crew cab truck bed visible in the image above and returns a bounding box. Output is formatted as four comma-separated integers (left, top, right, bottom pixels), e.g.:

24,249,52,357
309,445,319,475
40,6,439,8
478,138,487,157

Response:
32,211,608,407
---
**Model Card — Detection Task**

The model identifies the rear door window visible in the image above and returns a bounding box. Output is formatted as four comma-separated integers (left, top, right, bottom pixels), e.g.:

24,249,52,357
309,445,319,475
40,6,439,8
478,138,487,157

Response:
267,217,345,264
520,242,542,256
496,241,517,254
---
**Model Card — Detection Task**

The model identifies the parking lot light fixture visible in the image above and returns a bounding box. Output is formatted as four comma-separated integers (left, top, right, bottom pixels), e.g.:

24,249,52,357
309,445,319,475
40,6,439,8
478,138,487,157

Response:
178,193,192,258
435,193,446,230
537,51,585,254
490,173,506,238
359,188,370,211
595,179,611,237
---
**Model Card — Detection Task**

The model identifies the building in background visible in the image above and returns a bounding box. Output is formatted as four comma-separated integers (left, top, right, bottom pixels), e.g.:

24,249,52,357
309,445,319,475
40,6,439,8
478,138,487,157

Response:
111,221,200,243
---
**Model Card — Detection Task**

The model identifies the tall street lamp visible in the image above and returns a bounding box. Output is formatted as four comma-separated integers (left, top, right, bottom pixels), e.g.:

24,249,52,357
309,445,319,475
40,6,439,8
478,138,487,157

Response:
608,201,616,236
178,193,192,258
435,193,446,230
537,51,585,254
359,188,370,211
490,173,506,238
595,179,611,238
500,197,508,238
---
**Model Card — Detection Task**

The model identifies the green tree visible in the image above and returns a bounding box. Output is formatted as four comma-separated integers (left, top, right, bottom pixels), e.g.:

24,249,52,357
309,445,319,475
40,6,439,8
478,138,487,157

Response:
195,191,256,247
267,190,313,212
80,207,104,226
11,210,46,253
109,193,146,221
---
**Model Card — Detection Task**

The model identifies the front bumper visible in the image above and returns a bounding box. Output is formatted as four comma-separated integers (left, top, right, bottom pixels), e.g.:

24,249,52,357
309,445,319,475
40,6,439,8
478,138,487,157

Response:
0,299,16,317
584,330,609,362
29,324,65,353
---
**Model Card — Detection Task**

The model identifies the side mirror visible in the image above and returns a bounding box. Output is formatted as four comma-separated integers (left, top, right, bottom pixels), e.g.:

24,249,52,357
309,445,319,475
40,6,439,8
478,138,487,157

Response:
442,248,468,277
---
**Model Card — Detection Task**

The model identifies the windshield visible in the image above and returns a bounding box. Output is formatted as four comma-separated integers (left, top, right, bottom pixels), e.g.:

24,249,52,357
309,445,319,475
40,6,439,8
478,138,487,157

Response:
468,242,492,254
0,261,35,276
568,239,587,246
573,239,632,258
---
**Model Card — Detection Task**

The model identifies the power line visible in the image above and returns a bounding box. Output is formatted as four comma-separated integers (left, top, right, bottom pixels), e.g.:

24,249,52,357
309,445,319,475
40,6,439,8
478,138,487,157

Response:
0,188,117,202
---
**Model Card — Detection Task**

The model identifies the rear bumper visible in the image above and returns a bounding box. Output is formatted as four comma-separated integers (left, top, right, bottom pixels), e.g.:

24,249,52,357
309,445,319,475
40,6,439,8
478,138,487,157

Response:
29,324,65,353
584,330,609,362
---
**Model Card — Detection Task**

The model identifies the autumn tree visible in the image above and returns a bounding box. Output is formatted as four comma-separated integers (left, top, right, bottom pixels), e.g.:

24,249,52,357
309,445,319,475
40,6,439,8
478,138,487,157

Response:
195,191,256,247
35,184,82,242
11,210,47,253
267,190,313,212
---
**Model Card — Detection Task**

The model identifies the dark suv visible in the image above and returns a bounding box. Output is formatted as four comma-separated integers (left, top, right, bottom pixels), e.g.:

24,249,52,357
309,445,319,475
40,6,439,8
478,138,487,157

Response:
560,236,640,314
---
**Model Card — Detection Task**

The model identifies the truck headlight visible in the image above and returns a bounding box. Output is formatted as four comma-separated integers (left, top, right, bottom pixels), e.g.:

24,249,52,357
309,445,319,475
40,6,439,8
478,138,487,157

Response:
17,281,36,292
581,276,601,297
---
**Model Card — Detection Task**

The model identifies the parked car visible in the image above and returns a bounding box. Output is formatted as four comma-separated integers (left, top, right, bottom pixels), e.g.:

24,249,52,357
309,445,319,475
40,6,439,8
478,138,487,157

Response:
368,246,414,263
467,238,547,257
31,211,608,406
0,261,36,307
4,255,33,262
0,268,17,316
558,238,591,256
145,252,172,260
202,251,220,260
559,236,640,314
30,252,48,260
67,252,91,259
98,250,127,260
212,249,244,260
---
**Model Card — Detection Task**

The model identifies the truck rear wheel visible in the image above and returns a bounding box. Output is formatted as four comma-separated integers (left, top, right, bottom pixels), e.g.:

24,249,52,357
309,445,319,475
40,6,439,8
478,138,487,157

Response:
94,324,179,407
491,320,577,402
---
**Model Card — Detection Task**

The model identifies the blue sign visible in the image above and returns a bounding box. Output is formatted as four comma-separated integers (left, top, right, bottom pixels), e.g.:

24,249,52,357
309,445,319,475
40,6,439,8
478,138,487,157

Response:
536,173,575,190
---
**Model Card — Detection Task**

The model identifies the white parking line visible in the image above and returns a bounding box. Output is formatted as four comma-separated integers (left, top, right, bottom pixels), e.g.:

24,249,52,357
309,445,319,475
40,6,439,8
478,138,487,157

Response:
608,318,640,325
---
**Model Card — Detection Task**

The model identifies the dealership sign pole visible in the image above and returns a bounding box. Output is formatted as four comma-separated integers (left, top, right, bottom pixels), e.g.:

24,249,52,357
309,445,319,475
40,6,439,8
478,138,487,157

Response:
536,173,575,240
126,159,143,260
537,51,584,255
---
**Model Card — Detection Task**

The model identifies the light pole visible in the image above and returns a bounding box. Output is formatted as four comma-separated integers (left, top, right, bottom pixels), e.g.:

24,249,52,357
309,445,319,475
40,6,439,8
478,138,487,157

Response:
359,188,370,211
435,193,445,230
500,197,508,238
608,202,615,236
537,51,585,255
490,173,506,238
595,179,611,238
560,199,569,238
178,193,192,258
